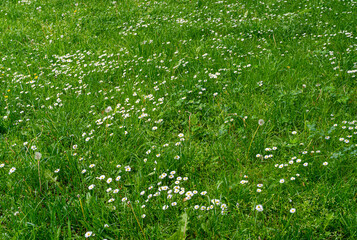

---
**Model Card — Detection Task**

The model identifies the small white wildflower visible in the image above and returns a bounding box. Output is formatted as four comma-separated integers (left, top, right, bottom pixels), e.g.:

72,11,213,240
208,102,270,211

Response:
85,231,92,238
255,204,263,212
9,167,16,174
105,106,113,113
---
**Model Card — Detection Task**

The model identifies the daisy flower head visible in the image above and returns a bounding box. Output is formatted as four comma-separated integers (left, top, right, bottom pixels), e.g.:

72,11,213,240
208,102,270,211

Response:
88,184,95,190
255,204,263,212
290,208,296,213
279,179,285,183
9,167,16,174
303,162,308,167
85,231,93,238
323,162,328,166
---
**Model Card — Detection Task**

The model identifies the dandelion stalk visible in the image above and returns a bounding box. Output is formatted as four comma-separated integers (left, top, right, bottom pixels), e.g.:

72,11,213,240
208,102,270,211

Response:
247,119,264,160
37,160,42,193
78,196,86,221
128,202,147,240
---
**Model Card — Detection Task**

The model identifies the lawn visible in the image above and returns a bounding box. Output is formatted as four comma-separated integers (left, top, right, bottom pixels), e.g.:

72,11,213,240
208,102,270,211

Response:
0,0,356,239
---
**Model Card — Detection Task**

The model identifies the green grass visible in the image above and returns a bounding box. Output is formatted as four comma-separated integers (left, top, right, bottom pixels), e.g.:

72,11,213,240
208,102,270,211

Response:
0,0,356,239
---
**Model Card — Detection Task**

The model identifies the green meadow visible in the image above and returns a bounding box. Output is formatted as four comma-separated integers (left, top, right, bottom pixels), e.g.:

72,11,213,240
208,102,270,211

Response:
0,0,356,239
